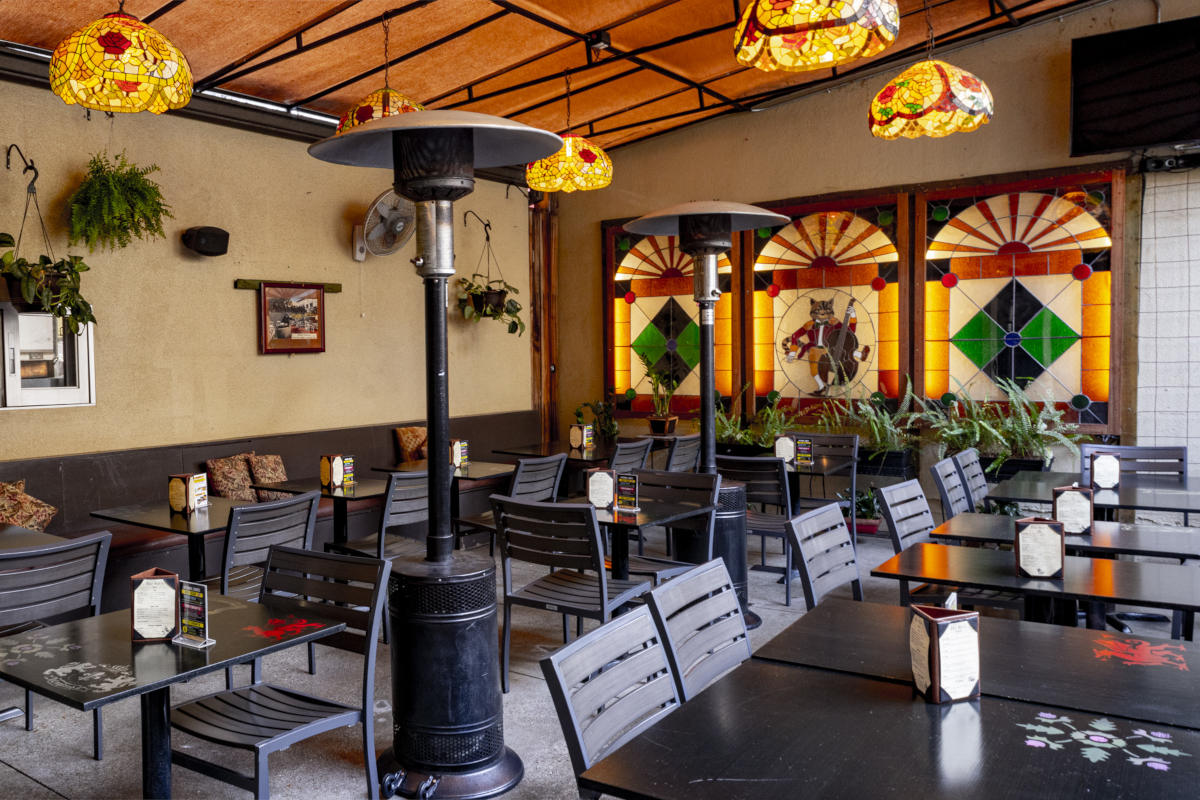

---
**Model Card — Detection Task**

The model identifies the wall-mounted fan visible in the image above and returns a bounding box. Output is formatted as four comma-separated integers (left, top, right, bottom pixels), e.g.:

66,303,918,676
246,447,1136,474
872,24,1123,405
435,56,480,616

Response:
352,189,415,261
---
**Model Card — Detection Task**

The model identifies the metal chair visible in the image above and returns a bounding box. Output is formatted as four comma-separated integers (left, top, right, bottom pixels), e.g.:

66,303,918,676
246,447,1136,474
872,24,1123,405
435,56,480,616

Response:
646,559,750,701
0,530,110,760
715,455,795,605
327,471,428,562
540,605,681,800
930,456,971,521
786,503,862,610
608,438,653,473
791,432,860,541
1079,444,1187,485
453,453,566,555
171,546,391,800
618,470,719,584
664,434,701,472
492,496,652,693
953,448,990,511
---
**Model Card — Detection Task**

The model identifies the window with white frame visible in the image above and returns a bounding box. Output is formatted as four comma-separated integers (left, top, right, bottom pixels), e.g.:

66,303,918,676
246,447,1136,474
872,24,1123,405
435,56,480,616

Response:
0,305,95,407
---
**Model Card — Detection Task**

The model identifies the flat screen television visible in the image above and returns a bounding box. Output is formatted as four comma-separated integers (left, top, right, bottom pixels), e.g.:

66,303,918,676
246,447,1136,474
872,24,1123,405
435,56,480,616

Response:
1070,16,1200,156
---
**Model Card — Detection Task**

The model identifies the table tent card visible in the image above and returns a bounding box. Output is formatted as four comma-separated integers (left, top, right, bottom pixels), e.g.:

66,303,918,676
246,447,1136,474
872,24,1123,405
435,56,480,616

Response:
1052,485,1094,536
1014,517,1066,578
569,423,594,450
774,435,796,465
616,473,639,510
587,469,616,510
320,454,354,488
131,567,180,643
450,439,470,468
174,580,215,649
1090,451,1122,492
793,436,813,467
168,473,208,515
909,604,981,704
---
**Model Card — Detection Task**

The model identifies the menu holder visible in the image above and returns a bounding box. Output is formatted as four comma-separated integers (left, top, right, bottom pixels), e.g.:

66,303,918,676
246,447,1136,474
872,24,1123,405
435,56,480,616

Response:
450,439,470,469
587,468,616,509
909,604,981,704
1014,517,1066,578
173,580,215,649
774,435,796,465
569,423,595,450
793,436,813,467
615,472,639,511
168,473,208,516
320,454,354,488
131,567,180,643
1090,451,1122,492
1052,484,1094,536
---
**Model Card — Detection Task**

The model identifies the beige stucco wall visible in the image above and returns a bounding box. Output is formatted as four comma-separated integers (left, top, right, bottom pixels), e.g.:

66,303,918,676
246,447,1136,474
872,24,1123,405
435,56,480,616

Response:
554,0,1187,436
0,80,533,460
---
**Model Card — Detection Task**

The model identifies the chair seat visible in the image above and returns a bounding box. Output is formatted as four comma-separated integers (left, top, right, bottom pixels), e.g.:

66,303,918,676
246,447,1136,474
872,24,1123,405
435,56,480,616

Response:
510,571,650,615
608,555,694,585
745,509,789,537
328,534,425,561
171,683,360,752
454,510,496,533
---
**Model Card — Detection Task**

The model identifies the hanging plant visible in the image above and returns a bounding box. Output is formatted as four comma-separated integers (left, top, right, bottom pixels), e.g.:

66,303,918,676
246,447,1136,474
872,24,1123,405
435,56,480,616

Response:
0,233,96,334
67,150,172,251
454,211,525,335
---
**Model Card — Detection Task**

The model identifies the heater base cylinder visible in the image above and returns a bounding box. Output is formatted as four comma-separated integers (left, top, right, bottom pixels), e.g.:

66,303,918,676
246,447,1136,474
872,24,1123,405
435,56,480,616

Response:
712,481,761,629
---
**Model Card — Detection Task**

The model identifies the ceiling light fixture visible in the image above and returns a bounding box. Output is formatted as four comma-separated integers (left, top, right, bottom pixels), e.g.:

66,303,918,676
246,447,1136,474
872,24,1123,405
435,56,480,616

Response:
49,1,192,114
336,16,423,135
525,76,612,193
868,0,993,139
734,0,899,73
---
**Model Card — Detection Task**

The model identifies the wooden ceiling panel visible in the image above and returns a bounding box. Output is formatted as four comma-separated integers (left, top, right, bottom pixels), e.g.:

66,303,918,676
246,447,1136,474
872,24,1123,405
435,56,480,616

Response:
507,0,693,35
503,70,684,133
596,105,728,150
453,52,633,117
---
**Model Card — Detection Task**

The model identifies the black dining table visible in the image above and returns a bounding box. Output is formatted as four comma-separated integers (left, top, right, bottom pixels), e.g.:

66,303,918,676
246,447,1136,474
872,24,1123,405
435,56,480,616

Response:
0,593,344,799
570,497,712,580
931,512,1200,561
871,542,1200,636
375,458,516,482
757,599,1200,731
250,477,390,545
989,470,1200,516
493,440,618,464
579,656,1200,799
91,496,256,581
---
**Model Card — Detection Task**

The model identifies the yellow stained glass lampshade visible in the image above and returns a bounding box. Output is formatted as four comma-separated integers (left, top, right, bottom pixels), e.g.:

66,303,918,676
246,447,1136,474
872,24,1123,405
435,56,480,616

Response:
50,12,191,114
336,87,425,134
869,59,994,139
525,134,613,193
734,0,899,72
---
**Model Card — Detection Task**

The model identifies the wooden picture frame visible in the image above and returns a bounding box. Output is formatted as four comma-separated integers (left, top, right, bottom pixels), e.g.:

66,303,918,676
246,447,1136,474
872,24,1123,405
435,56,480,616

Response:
259,282,325,354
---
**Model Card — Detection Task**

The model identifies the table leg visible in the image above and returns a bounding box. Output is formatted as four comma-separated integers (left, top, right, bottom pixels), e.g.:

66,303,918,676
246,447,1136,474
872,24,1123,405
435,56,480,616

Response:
334,498,348,545
186,535,205,582
609,524,629,580
140,687,172,799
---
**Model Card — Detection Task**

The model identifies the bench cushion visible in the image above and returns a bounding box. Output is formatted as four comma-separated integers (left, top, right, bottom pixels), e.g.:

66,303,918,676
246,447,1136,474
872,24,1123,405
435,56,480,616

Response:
207,452,256,501
0,482,57,531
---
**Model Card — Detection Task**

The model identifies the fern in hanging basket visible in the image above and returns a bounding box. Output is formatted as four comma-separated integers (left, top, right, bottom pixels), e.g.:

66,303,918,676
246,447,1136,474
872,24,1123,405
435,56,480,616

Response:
68,151,173,251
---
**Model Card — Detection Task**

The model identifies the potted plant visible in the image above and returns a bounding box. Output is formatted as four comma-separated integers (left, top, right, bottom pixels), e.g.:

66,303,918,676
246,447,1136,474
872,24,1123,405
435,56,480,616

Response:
638,353,679,433
715,388,800,454
575,394,620,441
67,151,172,251
0,233,96,334
912,385,1005,462
455,273,525,335
836,487,883,536
818,389,918,478
986,378,1086,479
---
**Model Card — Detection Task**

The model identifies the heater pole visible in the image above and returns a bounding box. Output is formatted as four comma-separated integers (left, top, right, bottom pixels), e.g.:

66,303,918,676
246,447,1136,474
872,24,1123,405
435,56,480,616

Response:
696,253,718,476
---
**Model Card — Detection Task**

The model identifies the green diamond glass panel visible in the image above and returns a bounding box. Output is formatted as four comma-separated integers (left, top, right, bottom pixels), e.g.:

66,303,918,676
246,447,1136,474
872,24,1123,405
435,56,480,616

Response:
950,311,1006,370
675,321,701,371
631,324,667,367
1019,308,1079,368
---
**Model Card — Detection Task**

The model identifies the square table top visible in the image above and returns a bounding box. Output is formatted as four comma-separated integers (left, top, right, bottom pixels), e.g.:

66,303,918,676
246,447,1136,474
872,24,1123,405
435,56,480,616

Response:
787,454,857,477
579,658,1200,799
0,524,66,549
91,496,254,535
870,542,1200,614
251,477,390,500
756,599,1200,731
931,512,1200,561
493,441,617,464
990,470,1200,514
568,496,712,532
375,459,515,481
0,594,344,712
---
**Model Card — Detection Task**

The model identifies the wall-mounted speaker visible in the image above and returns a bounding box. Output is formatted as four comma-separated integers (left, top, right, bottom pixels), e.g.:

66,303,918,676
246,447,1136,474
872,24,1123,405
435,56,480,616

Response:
181,226,229,256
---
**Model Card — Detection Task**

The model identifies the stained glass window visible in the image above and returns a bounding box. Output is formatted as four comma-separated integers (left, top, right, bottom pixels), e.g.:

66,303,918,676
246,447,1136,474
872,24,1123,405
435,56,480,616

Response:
751,202,905,408
920,175,1116,427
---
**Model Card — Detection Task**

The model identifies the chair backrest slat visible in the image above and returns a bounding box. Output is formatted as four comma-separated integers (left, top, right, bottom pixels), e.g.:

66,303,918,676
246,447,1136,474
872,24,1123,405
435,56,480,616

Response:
952,448,989,511
786,504,862,609
647,559,750,702
380,472,431,539
0,531,110,627
930,457,970,520
541,605,680,782
636,470,719,551
789,431,860,460
609,438,654,472
493,496,606,586
509,453,567,502
1079,444,1188,484
665,434,701,472
715,455,791,514
223,491,319,577
876,479,936,553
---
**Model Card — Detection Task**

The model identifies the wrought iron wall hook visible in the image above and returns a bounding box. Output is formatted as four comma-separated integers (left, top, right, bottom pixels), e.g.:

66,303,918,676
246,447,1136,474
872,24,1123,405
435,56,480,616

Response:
5,144,39,194
462,209,491,241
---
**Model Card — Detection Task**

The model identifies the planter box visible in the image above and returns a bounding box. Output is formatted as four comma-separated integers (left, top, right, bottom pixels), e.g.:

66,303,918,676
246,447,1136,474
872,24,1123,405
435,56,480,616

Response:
988,455,1053,483
858,449,916,479
716,442,772,458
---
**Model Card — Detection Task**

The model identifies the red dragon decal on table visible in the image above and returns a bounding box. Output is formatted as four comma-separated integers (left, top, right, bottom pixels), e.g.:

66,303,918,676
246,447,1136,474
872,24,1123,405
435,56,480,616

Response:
1093,634,1189,671
243,617,323,641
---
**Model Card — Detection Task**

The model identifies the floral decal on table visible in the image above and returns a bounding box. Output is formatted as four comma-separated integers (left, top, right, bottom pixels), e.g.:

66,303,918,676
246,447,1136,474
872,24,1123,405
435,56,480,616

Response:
43,662,135,694
1018,712,1191,772
0,630,81,666
1092,634,1189,671
243,617,323,641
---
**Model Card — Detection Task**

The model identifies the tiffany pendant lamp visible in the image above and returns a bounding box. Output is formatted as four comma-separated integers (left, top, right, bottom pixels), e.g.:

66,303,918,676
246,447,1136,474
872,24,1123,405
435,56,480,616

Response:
734,0,899,72
868,59,994,139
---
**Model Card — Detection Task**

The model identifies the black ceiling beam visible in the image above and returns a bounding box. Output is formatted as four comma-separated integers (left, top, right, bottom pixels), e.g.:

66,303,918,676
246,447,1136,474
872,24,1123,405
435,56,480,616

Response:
499,63,642,120
144,0,189,25
426,39,575,106
288,10,510,109
487,0,746,111
990,0,1021,27
197,1,433,92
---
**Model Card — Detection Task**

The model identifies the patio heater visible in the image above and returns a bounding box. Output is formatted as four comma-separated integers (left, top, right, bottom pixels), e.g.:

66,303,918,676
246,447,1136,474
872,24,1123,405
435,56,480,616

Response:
625,202,787,628
309,110,560,799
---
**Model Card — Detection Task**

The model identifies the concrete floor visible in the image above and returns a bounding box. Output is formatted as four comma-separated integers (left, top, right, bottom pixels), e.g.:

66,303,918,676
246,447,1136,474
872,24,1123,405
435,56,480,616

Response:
0,526,1173,799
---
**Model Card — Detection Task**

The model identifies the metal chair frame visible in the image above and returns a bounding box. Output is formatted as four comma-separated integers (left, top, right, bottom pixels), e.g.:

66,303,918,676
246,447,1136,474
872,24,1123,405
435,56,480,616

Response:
609,438,654,473
952,447,990,511
454,453,566,555
930,456,971,522
664,434,701,472
786,504,863,610
619,470,719,584
715,455,796,605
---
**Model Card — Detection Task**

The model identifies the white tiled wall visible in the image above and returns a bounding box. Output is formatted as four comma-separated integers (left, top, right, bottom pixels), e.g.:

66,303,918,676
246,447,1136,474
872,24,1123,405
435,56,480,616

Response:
1135,168,1200,474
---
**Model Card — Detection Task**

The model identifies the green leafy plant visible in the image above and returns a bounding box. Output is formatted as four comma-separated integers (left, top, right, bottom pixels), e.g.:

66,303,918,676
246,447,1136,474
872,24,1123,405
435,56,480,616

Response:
715,387,754,445
637,353,679,418
818,388,917,457
455,273,525,335
750,390,798,447
836,487,882,520
913,383,1006,461
67,151,172,251
0,232,95,334
987,377,1086,470
575,394,620,440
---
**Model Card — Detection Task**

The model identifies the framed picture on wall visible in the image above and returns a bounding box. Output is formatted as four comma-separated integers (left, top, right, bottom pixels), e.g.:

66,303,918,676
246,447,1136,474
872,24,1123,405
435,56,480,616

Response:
259,282,325,354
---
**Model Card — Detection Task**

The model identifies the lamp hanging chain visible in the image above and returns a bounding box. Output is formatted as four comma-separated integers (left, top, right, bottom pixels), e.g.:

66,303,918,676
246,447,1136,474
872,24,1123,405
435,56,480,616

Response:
923,0,935,61
564,75,572,135
382,17,391,89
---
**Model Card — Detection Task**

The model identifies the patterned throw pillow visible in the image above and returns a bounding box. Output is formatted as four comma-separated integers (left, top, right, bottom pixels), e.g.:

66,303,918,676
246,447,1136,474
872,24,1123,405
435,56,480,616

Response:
394,426,428,462
0,479,26,493
0,483,57,531
248,454,290,501
206,452,257,502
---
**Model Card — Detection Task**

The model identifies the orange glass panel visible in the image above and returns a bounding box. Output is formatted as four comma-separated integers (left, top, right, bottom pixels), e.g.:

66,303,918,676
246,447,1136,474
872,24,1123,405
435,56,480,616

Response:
1081,336,1110,371
1082,370,1109,402
926,311,950,341
879,282,899,312
755,343,776,371
753,317,775,344
926,370,949,398
926,282,950,312
1081,304,1111,338
878,343,899,371
877,311,899,342
925,340,949,371
715,344,732,372
717,371,733,396
716,294,732,318
613,347,630,375
878,370,901,398
1082,271,1111,306
613,323,630,347
613,298,630,323
614,371,630,394
753,290,774,318
715,318,732,345
754,370,774,395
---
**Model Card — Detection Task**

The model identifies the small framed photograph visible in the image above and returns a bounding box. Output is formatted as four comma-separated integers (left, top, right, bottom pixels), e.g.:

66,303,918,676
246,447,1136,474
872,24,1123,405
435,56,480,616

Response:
259,282,325,354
